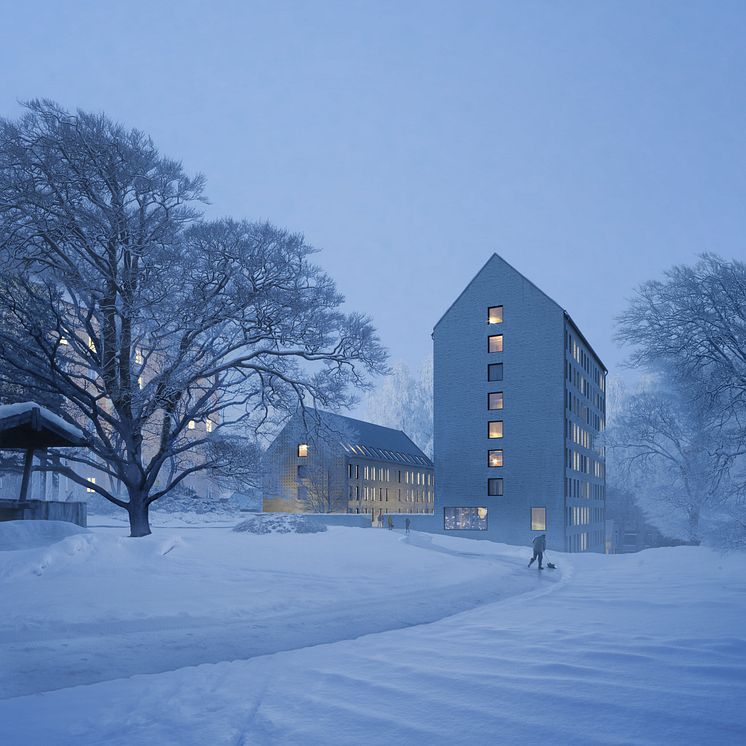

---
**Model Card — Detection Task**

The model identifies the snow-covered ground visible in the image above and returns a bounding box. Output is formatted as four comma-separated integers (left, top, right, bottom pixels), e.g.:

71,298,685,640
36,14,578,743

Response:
1,521,744,745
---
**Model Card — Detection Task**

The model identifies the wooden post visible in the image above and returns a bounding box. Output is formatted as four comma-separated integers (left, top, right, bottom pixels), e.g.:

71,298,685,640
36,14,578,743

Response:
19,448,34,502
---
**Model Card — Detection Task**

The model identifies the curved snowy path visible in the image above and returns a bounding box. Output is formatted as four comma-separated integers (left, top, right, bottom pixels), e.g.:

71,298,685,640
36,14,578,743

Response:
0,525,550,699
3,528,745,745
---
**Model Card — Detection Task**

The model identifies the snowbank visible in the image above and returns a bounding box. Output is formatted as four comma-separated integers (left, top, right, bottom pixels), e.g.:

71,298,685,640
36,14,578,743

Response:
0,520,88,551
233,513,327,534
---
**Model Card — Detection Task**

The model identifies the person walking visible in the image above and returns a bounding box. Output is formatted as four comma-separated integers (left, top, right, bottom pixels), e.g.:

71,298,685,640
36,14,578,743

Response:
528,533,546,569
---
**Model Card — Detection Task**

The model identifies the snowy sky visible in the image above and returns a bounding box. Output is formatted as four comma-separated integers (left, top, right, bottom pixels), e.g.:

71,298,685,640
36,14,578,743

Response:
1,1,745,388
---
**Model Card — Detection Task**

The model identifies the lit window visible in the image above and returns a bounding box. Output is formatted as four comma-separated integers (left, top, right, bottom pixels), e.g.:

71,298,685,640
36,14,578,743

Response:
488,392,503,410
188,420,196,430
444,507,488,530
488,449,503,467
531,507,546,531
138,376,144,389
60,336,69,346
488,335,503,353
86,477,96,493
135,349,144,365
298,443,308,457
206,419,213,433
487,478,503,496
87,336,97,352
487,306,503,324
488,363,503,382
488,421,503,439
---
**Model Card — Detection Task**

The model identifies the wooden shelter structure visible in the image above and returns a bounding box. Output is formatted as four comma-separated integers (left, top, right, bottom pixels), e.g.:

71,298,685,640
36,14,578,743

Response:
0,402,88,526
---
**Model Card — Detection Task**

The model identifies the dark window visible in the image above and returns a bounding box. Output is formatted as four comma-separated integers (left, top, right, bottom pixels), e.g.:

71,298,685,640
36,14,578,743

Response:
297,465,307,478
488,363,503,381
488,478,503,496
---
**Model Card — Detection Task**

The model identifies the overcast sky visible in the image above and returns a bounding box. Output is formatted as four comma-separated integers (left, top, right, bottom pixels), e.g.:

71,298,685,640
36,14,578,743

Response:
2,1,744,389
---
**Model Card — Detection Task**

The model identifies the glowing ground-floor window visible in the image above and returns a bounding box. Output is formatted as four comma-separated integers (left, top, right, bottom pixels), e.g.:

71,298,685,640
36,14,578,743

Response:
444,507,488,531
531,507,546,531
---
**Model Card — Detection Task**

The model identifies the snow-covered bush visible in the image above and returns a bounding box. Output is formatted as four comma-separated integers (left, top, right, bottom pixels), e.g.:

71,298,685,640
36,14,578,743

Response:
233,514,327,535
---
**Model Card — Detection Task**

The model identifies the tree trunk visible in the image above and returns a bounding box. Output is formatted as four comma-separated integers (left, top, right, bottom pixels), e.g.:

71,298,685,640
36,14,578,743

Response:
127,494,151,537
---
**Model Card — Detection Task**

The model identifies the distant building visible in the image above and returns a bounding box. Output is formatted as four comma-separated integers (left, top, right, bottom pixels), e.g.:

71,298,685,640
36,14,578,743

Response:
433,254,606,552
605,487,680,553
263,410,434,518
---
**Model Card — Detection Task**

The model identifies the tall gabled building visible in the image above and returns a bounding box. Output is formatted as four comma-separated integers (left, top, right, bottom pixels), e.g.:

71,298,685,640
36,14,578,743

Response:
433,254,606,552
263,409,434,519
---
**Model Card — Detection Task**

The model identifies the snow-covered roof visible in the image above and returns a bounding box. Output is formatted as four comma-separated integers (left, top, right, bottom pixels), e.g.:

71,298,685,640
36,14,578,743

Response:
0,402,87,449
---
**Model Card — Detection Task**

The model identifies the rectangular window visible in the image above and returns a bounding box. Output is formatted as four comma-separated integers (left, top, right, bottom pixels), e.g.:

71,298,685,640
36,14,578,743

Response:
205,419,213,433
488,421,504,439
487,306,503,324
488,335,504,353
488,392,503,410
188,420,196,430
297,465,307,478
297,443,308,457
86,477,96,493
444,507,488,530
355,464,360,479
487,478,503,496
488,363,503,381
488,450,503,468
531,507,546,531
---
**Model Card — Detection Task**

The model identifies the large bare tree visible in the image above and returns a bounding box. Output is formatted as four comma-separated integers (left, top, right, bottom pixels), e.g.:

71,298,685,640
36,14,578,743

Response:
607,374,732,543
0,100,386,536
617,253,746,457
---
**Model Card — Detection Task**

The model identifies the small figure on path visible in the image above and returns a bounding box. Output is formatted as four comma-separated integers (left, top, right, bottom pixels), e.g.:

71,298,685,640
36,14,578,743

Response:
387,515,394,531
405,517,411,534
528,534,546,570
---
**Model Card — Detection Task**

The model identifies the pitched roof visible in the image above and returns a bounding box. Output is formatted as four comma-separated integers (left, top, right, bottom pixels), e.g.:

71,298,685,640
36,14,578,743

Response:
300,409,433,468
433,252,607,372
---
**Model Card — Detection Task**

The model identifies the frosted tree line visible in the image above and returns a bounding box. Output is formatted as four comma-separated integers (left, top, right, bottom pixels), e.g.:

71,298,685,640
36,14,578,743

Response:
0,100,387,536
610,255,746,548
365,357,433,458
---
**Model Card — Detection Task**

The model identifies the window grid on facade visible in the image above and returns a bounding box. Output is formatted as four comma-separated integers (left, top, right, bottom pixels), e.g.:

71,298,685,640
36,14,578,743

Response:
488,363,503,382
487,478,503,496
488,392,504,410
488,335,504,353
531,507,546,531
444,507,488,530
488,421,504,439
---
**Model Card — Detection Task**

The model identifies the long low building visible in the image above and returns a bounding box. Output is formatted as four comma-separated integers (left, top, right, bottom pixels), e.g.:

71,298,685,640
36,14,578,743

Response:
263,410,434,520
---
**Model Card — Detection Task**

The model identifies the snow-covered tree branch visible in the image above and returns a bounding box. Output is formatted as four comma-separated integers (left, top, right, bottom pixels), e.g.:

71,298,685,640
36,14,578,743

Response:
0,100,387,536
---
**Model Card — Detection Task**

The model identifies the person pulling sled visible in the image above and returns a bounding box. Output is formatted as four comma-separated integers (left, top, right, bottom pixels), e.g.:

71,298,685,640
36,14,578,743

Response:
528,533,546,570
